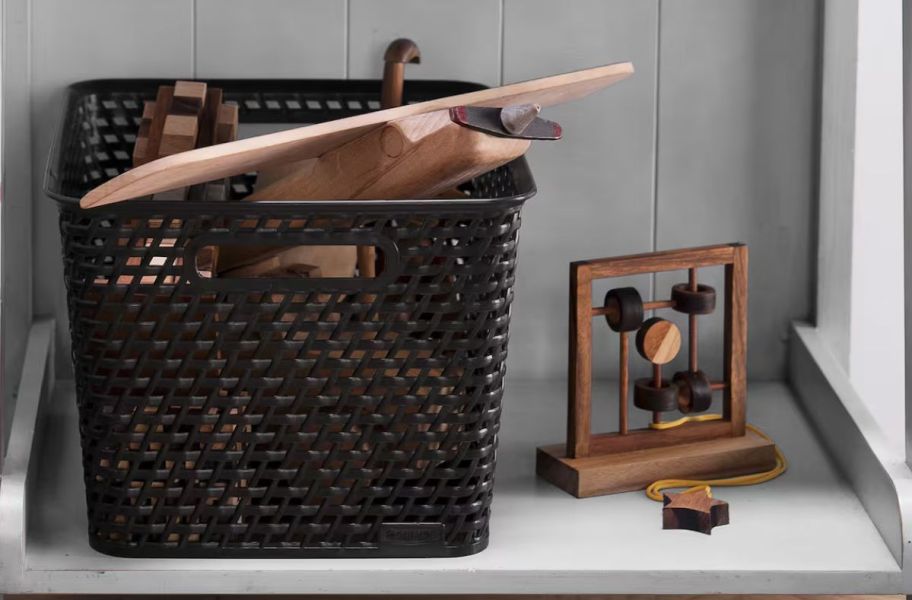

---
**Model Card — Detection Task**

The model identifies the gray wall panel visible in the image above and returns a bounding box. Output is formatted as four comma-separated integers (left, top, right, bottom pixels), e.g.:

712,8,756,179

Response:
502,0,660,382
348,0,502,86
15,1,820,391
655,0,819,380
29,0,193,376
196,0,346,78
2,0,34,456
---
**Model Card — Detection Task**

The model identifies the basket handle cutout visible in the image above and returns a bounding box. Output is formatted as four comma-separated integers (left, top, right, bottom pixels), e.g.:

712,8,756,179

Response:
184,232,400,292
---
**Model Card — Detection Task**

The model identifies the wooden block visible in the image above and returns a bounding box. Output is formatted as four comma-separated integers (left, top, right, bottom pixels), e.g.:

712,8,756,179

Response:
159,114,199,156
188,88,226,203
134,85,175,166
215,103,239,144
536,428,777,498
131,100,157,165
196,88,224,147
172,80,207,115
663,489,730,534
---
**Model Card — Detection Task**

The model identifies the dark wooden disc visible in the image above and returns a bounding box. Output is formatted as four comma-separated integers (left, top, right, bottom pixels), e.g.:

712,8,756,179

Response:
673,369,713,414
671,283,716,315
633,378,678,412
603,287,644,332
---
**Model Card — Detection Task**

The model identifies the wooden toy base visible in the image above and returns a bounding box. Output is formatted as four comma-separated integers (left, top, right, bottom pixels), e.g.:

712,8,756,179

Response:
536,428,777,498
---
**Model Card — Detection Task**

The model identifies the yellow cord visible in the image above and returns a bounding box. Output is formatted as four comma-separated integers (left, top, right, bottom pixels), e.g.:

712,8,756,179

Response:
644,414,788,501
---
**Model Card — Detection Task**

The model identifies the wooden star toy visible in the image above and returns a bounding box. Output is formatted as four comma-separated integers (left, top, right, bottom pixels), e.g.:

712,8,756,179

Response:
662,489,730,534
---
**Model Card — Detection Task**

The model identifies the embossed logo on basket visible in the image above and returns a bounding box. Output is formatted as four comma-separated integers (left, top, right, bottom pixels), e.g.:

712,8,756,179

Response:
379,523,445,546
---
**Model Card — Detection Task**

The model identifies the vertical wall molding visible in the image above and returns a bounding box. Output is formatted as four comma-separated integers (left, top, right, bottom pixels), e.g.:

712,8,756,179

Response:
816,0,904,451
849,0,904,451
815,2,857,370
2,0,34,455
903,0,912,465
649,0,662,302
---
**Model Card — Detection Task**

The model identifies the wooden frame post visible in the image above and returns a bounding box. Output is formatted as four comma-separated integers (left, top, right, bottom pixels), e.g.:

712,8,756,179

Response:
568,263,592,458
723,244,748,436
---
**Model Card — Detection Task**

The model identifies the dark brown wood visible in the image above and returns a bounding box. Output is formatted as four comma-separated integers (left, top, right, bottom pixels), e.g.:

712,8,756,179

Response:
215,103,239,144
189,87,227,203
537,428,776,497
688,268,698,371
595,298,674,316
633,377,677,412
618,332,629,435
602,287,643,332
652,363,662,432
541,243,751,497
673,369,713,414
662,489,730,534
196,88,223,147
567,263,592,458
381,38,421,109
724,244,748,436
132,100,156,165
134,85,174,166
588,419,733,454
671,282,717,314
577,243,737,279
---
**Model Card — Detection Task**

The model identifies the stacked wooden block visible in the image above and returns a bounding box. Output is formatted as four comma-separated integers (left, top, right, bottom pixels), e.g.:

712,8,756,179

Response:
133,80,238,201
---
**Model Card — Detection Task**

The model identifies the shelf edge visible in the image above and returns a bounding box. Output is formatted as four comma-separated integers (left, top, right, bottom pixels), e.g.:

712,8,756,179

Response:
789,320,910,578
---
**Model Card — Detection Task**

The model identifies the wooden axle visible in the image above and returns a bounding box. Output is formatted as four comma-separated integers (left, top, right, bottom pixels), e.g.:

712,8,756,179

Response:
688,268,698,372
592,298,674,318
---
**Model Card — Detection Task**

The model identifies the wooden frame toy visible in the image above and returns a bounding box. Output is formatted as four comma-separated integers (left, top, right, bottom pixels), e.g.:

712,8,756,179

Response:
536,243,778,498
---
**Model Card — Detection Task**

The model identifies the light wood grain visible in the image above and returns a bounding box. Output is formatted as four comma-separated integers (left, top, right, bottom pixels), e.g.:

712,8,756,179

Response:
246,109,530,201
222,109,529,278
80,61,634,207
636,318,681,364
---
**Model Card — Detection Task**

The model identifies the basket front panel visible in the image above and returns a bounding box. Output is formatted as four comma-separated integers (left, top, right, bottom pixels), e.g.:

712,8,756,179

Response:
59,201,521,554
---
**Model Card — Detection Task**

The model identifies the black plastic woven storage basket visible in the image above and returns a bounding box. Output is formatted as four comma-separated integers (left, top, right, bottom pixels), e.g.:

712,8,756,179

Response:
45,79,536,558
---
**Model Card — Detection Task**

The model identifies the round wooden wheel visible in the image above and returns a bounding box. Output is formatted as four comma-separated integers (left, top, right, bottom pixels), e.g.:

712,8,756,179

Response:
635,317,681,365
633,378,678,412
603,287,644,332
672,369,713,413
671,283,716,315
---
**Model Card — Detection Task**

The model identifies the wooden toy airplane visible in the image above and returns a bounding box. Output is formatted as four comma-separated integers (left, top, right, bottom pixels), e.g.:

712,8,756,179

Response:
79,62,634,209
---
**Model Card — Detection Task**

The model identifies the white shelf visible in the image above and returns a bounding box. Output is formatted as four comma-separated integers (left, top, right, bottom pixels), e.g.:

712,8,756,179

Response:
2,353,902,594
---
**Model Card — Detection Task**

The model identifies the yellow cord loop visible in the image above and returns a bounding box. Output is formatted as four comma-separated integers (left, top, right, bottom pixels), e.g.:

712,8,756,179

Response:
644,414,788,502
